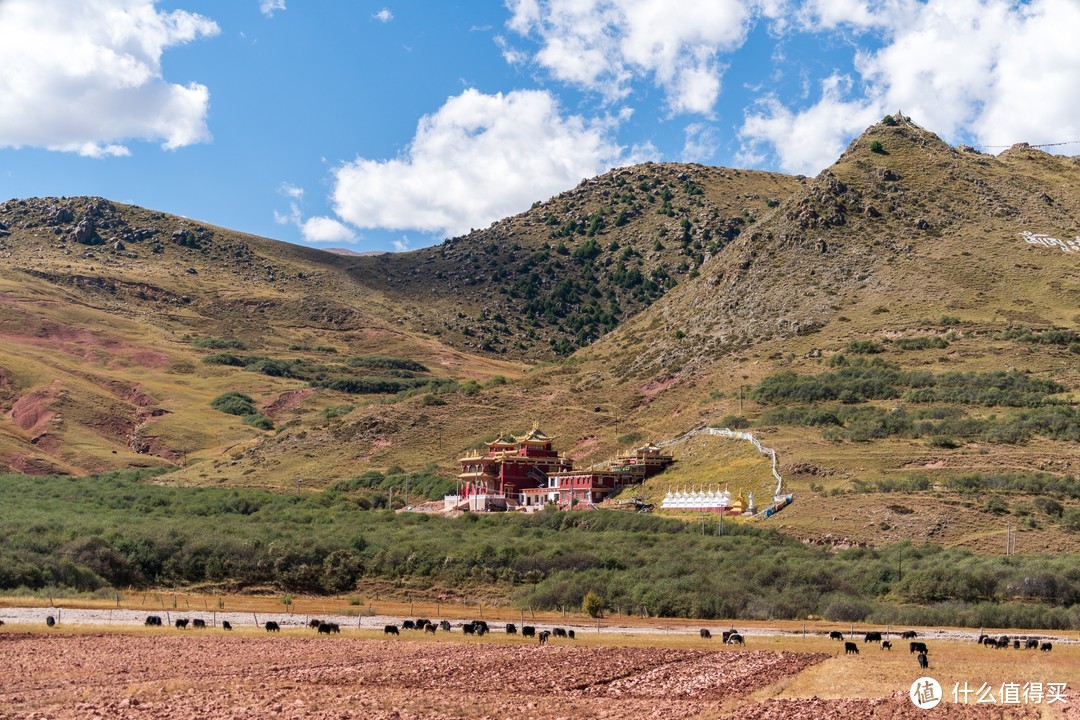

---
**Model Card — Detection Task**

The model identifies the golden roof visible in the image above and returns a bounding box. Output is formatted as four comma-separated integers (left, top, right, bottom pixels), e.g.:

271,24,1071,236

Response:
486,431,516,447
515,420,554,443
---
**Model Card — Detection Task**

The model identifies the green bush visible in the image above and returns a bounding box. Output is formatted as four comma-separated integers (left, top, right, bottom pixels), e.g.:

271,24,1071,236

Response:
346,356,428,373
243,413,274,430
582,591,605,618
202,353,247,366
1034,497,1064,517
869,140,885,154
847,340,885,354
5,471,1080,626
210,392,258,417
1061,509,1080,532
245,358,308,379
894,336,949,351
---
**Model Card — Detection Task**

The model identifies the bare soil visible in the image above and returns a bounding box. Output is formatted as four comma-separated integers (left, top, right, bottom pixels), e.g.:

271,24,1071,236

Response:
0,632,826,720
2,626,1072,719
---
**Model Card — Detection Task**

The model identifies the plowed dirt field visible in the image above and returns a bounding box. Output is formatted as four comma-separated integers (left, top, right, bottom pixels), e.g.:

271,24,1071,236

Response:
1,630,1069,719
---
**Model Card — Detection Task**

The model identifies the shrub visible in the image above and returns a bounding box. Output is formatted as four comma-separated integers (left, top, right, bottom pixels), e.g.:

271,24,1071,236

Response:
894,336,949,351
1062,509,1080,532
210,392,273,430
210,392,258,417
245,358,308,379
869,140,885,154
244,413,274,430
582,591,605,618
847,340,885,354
1034,497,1063,517
202,353,246,366
346,356,428,373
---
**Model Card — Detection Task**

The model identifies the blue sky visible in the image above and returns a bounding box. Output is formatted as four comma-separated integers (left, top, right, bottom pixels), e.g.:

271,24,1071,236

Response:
2,1,1079,253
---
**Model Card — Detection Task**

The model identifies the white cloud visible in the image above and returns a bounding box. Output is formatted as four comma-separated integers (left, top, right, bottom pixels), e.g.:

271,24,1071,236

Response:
300,216,357,244
506,0,754,116
330,88,627,237
740,0,1080,175
279,182,304,199
374,9,393,23
681,123,722,163
739,74,880,174
495,35,529,65
0,0,219,158
393,236,411,252
260,0,286,18
274,196,359,244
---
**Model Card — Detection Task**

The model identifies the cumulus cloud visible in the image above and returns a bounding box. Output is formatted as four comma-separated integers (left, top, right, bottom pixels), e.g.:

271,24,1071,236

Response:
374,9,393,23
506,0,754,116
273,186,358,244
739,74,881,174
260,0,286,18
329,88,627,237
393,236,411,252
740,0,1080,175
300,216,357,244
0,0,219,157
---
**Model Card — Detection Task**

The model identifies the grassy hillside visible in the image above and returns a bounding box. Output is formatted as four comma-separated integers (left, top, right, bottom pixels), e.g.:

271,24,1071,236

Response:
0,115,1076,560
347,163,801,358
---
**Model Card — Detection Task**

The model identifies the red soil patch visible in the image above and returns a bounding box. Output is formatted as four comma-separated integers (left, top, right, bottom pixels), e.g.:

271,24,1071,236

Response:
568,434,600,461
639,376,679,399
0,633,827,720
121,350,171,369
3,453,64,476
130,435,178,462
263,389,314,418
100,379,155,408
8,381,62,434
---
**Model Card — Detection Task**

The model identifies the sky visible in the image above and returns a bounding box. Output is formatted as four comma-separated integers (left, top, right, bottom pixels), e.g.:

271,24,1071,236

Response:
1,1,1079,254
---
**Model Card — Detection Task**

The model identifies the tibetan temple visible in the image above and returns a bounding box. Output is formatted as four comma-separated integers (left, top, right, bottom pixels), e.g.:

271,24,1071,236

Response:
447,422,674,512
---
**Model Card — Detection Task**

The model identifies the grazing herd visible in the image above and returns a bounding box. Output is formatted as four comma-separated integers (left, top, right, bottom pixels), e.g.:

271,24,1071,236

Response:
379,618,577,644
817,628,1060,668
11,615,1064,660
977,633,1053,652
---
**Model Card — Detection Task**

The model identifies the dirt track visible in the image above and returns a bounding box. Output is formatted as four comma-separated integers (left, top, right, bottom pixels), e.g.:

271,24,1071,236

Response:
1,631,1066,719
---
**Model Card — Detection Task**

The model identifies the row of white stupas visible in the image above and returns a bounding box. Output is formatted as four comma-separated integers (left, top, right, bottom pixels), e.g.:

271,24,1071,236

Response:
660,488,755,512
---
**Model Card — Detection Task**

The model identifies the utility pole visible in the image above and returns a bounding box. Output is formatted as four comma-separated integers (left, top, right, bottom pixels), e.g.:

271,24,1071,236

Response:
898,545,902,582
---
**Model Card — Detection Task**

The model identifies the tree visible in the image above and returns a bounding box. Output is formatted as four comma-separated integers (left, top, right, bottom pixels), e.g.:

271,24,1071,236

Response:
582,591,605,619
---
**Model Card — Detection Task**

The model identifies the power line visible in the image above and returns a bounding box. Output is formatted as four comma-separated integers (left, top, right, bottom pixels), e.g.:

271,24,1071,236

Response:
973,139,1080,149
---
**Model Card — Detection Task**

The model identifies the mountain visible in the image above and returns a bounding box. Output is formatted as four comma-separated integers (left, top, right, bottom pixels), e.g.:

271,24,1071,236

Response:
347,163,800,358
1,115,1077,554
